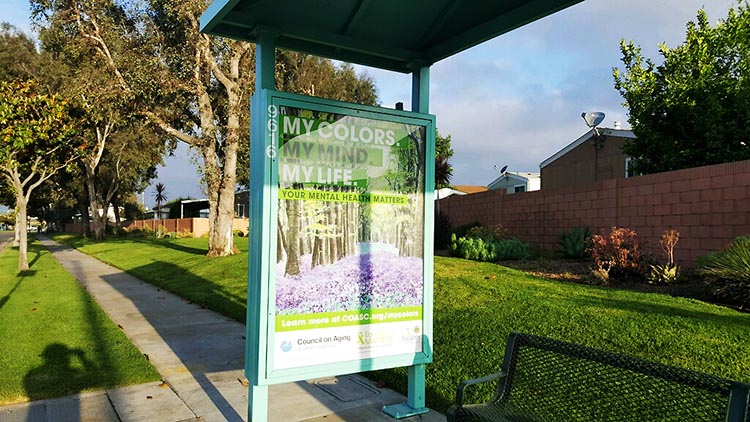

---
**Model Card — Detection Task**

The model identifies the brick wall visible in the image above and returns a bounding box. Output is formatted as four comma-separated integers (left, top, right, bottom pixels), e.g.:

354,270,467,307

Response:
440,160,750,267
66,217,249,237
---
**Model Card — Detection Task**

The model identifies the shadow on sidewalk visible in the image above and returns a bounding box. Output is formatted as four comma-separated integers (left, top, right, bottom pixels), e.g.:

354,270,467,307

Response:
95,260,246,421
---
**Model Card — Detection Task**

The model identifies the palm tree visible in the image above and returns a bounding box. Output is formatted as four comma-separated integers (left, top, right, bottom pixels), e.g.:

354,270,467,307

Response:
434,154,453,219
435,155,453,189
153,182,167,220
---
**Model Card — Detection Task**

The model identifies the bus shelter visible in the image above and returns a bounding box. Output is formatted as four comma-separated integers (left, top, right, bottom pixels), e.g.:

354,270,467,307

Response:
200,1,583,420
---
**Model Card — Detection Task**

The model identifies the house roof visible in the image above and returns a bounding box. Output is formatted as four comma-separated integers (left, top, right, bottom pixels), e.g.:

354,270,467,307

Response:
452,185,488,194
436,187,467,199
540,128,636,169
200,0,584,73
487,171,539,190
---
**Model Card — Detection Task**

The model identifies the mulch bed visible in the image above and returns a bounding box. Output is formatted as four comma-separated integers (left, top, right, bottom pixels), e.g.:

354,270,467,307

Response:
499,259,747,313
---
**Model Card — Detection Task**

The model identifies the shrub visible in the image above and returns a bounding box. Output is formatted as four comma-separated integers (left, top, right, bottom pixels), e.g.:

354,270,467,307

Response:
697,236,750,283
697,236,750,306
649,229,681,285
465,224,508,242
174,229,195,239
494,239,531,261
155,225,169,238
449,232,530,262
557,227,591,259
449,221,482,241
232,229,246,237
589,226,646,283
649,264,680,285
105,225,121,236
124,226,154,238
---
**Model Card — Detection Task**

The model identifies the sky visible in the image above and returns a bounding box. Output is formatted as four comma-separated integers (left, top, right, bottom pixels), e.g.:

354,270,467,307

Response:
2,0,741,209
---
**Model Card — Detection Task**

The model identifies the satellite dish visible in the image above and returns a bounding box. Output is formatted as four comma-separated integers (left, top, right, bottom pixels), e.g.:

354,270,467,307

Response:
494,164,508,176
581,112,605,128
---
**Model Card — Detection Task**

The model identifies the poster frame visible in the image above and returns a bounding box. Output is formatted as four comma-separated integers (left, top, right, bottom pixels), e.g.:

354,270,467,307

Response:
248,89,435,386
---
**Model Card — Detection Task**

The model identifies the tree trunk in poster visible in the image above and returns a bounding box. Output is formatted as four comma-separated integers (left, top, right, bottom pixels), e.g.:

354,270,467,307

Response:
285,197,301,276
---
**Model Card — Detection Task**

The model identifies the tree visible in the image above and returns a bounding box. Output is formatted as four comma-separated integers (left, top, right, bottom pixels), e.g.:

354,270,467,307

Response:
435,129,454,189
433,133,453,232
614,4,750,175
238,53,378,187
435,130,454,161
153,182,167,220
0,80,86,271
0,23,40,82
33,0,377,257
435,155,453,189
30,3,167,241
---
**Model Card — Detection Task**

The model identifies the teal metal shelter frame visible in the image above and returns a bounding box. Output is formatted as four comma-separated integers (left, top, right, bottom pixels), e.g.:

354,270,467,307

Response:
246,31,435,420
201,1,585,420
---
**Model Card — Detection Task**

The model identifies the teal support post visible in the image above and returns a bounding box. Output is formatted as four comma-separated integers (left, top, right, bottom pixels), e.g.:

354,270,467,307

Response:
248,385,269,422
411,65,430,114
247,27,277,422
256,28,277,90
383,63,431,420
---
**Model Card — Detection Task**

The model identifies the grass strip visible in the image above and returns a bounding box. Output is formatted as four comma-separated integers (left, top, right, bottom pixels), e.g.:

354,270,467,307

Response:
51,234,750,412
0,238,161,405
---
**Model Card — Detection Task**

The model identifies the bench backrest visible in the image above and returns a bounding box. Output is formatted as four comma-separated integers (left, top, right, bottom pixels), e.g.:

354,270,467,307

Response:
498,333,750,422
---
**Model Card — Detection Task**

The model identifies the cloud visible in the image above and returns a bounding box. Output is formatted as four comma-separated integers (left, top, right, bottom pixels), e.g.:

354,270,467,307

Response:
4,0,740,195
404,0,739,186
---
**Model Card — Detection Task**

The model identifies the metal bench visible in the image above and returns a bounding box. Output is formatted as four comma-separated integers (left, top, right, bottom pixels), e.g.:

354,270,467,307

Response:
447,332,750,422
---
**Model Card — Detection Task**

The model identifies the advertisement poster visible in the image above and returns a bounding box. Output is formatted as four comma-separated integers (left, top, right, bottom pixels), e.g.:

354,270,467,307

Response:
273,105,426,370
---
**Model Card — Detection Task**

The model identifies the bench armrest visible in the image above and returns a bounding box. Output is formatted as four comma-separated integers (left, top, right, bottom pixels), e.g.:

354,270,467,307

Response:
455,371,507,407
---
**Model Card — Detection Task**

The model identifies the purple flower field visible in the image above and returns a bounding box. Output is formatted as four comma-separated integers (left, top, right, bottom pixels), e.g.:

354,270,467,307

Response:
276,252,423,314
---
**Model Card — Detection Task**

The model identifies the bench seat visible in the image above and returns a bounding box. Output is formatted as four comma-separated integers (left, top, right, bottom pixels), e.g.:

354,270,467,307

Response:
447,332,750,422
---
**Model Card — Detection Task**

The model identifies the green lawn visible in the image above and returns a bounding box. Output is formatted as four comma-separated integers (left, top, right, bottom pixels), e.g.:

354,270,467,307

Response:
51,234,750,412
0,239,161,405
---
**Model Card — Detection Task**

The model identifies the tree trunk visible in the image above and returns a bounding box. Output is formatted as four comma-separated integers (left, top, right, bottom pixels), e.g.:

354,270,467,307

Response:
15,195,28,272
206,181,239,257
112,197,122,227
79,202,91,237
13,213,20,247
277,225,286,263
311,236,321,269
285,198,301,275
201,89,241,257
84,165,106,241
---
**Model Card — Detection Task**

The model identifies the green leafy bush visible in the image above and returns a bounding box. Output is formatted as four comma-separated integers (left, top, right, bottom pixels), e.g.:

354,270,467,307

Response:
557,227,591,259
697,236,750,306
494,239,531,261
449,232,530,262
697,237,750,283
449,221,482,241
123,226,155,238
465,224,509,242
648,264,680,285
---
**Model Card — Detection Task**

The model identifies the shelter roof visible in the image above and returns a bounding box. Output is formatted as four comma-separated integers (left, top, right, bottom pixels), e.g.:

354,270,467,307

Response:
201,0,584,73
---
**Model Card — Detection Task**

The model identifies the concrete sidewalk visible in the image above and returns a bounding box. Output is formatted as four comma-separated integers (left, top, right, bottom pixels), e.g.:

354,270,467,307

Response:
0,237,445,422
